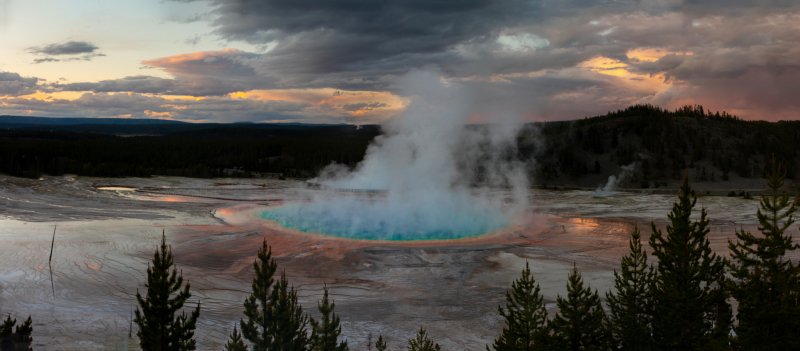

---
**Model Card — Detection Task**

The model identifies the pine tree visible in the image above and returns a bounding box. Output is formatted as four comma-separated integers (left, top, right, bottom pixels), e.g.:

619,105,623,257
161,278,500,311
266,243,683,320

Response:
269,272,309,350
649,178,728,350
407,327,441,351
490,262,548,351
11,317,31,351
375,335,388,351
606,227,654,351
0,315,33,351
705,274,733,351
241,240,308,351
241,240,278,350
225,326,248,351
134,232,200,351
728,161,800,350
549,265,611,351
310,286,348,351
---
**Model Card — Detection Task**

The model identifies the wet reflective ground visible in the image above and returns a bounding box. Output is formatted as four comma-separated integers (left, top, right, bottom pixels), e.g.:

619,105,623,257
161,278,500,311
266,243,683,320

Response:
0,175,771,350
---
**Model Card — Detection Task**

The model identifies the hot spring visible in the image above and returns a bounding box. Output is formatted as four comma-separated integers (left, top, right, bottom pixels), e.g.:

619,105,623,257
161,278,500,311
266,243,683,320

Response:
259,191,512,241
260,71,530,241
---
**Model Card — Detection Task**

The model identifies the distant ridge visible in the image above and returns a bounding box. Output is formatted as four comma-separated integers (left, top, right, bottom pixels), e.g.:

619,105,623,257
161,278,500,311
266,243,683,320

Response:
0,114,381,136
0,115,187,126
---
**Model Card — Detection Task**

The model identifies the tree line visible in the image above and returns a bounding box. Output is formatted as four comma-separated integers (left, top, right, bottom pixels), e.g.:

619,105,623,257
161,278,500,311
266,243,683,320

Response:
0,125,378,179
3,105,800,188
127,164,798,350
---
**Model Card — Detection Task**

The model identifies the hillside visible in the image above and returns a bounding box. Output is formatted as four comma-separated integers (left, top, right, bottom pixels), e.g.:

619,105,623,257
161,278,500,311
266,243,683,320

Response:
527,105,800,191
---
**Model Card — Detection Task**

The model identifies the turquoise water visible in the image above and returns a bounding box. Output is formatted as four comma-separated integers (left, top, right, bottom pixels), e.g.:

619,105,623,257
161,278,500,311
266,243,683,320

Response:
260,201,508,241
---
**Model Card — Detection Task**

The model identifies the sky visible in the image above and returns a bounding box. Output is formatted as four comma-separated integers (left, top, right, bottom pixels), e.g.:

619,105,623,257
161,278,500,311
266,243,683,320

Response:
1,0,799,123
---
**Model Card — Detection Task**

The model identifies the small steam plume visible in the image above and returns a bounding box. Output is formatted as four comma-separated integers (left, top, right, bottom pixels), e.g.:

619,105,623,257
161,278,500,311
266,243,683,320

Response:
262,71,530,240
594,162,637,196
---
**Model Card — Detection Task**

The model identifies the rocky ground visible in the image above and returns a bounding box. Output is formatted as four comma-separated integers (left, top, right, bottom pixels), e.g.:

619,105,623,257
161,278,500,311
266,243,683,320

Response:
0,175,773,350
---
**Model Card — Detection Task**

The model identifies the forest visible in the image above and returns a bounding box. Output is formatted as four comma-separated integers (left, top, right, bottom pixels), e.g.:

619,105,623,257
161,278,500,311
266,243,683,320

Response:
2,105,799,187
529,105,800,187
0,123,379,179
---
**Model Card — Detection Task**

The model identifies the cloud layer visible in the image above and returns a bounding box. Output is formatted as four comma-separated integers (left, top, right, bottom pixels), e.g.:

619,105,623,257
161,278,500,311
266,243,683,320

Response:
3,1,800,121
0,71,38,97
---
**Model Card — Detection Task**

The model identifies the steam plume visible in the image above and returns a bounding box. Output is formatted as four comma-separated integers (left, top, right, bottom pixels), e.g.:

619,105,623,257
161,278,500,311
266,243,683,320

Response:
262,71,530,240
594,162,638,196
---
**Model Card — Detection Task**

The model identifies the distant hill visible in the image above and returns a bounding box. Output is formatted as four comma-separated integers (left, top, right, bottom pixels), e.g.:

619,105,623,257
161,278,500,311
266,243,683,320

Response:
0,115,368,136
0,115,187,126
1,106,798,193
524,104,800,191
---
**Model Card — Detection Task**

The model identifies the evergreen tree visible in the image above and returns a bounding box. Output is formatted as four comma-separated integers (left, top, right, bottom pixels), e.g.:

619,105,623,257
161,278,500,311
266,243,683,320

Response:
310,286,348,351
549,265,611,351
134,232,200,351
407,328,441,351
241,240,308,351
649,178,728,350
375,335,388,351
241,240,278,350
705,274,733,351
225,326,248,351
268,272,308,350
10,317,31,351
606,227,654,351
490,262,548,351
0,315,32,351
728,162,800,350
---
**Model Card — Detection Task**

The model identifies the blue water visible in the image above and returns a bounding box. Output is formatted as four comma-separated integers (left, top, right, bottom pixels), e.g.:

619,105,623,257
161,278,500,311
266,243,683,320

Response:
260,201,508,241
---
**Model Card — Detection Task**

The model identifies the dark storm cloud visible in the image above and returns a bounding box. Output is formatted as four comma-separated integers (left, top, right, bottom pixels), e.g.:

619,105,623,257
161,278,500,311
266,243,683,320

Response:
0,71,38,96
187,0,546,87
30,1,800,121
206,0,541,45
174,0,667,91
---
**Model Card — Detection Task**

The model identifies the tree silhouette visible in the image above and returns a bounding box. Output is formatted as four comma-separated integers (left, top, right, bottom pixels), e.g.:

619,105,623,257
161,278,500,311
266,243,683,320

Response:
549,265,611,351
0,315,33,351
728,161,800,350
407,327,441,351
225,325,248,351
241,240,308,351
241,240,279,350
606,227,654,351
490,262,548,350
375,335,388,351
649,179,728,350
310,286,348,351
134,232,200,351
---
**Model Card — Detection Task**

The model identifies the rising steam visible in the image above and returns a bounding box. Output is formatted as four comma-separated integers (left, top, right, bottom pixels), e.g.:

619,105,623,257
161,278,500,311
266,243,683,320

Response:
594,162,638,196
262,71,530,240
